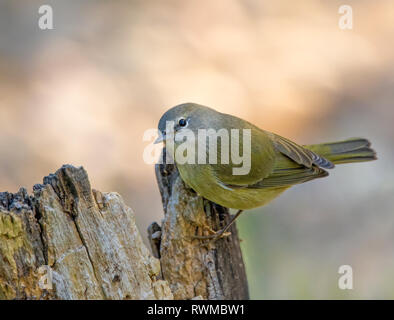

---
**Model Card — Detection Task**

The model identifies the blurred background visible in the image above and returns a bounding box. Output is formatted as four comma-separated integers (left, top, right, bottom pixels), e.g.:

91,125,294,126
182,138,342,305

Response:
0,0,393,299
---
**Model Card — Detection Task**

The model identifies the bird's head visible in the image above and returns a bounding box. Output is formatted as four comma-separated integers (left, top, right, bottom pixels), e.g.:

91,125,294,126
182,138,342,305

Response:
155,102,218,144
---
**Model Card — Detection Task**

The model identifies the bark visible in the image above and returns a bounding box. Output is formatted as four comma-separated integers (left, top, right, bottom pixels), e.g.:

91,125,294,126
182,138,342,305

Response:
151,161,249,300
0,162,249,300
0,165,172,300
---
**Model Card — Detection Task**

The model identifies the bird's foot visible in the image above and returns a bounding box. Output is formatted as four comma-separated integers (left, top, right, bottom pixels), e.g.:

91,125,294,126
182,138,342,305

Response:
192,228,232,242
191,209,243,243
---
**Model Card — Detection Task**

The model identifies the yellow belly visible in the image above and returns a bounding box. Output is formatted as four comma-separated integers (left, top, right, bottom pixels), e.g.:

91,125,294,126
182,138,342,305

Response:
177,164,289,210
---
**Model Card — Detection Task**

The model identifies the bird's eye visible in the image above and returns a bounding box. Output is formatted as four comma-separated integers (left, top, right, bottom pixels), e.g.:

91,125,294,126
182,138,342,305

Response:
178,118,187,127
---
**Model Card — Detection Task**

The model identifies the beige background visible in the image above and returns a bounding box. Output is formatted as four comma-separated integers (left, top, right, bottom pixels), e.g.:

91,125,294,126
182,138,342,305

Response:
0,0,393,298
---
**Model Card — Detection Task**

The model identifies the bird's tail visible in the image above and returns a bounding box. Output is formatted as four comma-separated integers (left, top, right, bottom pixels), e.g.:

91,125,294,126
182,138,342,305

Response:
305,138,377,165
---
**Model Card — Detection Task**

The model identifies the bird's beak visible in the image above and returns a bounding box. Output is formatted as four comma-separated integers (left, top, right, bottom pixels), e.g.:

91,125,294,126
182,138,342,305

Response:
154,133,166,144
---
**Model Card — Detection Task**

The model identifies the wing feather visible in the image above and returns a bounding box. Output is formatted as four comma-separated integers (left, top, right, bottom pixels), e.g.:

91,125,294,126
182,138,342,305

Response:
225,153,329,190
271,133,334,169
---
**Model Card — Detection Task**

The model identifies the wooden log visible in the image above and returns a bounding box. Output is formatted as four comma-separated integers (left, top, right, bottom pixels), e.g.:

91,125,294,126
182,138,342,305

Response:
0,163,249,300
0,165,172,300
152,160,249,300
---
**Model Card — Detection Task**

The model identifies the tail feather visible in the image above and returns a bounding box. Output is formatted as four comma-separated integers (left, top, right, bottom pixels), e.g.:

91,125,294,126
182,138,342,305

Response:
305,138,377,165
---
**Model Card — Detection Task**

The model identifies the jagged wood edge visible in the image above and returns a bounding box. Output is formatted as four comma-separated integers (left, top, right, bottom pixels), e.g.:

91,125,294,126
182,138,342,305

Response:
152,156,249,300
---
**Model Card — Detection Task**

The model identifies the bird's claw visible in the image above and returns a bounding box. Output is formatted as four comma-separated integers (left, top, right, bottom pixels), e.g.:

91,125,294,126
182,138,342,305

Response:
192,230,232,242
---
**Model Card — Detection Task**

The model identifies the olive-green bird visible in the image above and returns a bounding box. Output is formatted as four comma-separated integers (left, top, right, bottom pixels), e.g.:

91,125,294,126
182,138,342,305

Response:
156,103,377,239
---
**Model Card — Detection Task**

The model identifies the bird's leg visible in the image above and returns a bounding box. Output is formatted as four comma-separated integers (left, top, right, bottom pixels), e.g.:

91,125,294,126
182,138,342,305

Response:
193,210,244,241
216,209,243,238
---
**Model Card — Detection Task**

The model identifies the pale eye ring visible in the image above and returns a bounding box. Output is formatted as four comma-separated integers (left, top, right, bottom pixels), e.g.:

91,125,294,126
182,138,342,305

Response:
178,118,187,127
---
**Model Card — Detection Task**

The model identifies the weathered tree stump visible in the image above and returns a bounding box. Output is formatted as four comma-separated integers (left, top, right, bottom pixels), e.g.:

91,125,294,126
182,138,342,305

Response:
0,165,172,299
151,161,249,300
0,163,248,300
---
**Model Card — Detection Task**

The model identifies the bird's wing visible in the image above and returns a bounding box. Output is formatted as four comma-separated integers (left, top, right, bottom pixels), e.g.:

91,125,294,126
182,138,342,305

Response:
251,154,329,188
209,124,333,188
270,133,334,169
226,152,329,190
219,132,333,190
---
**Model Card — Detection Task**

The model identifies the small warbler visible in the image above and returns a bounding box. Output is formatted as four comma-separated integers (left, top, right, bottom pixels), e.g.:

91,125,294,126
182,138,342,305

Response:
156,103,376,240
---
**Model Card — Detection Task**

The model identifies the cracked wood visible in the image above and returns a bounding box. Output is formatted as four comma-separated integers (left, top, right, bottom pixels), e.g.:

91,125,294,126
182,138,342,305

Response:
152,158,249,300
0,165,172,300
